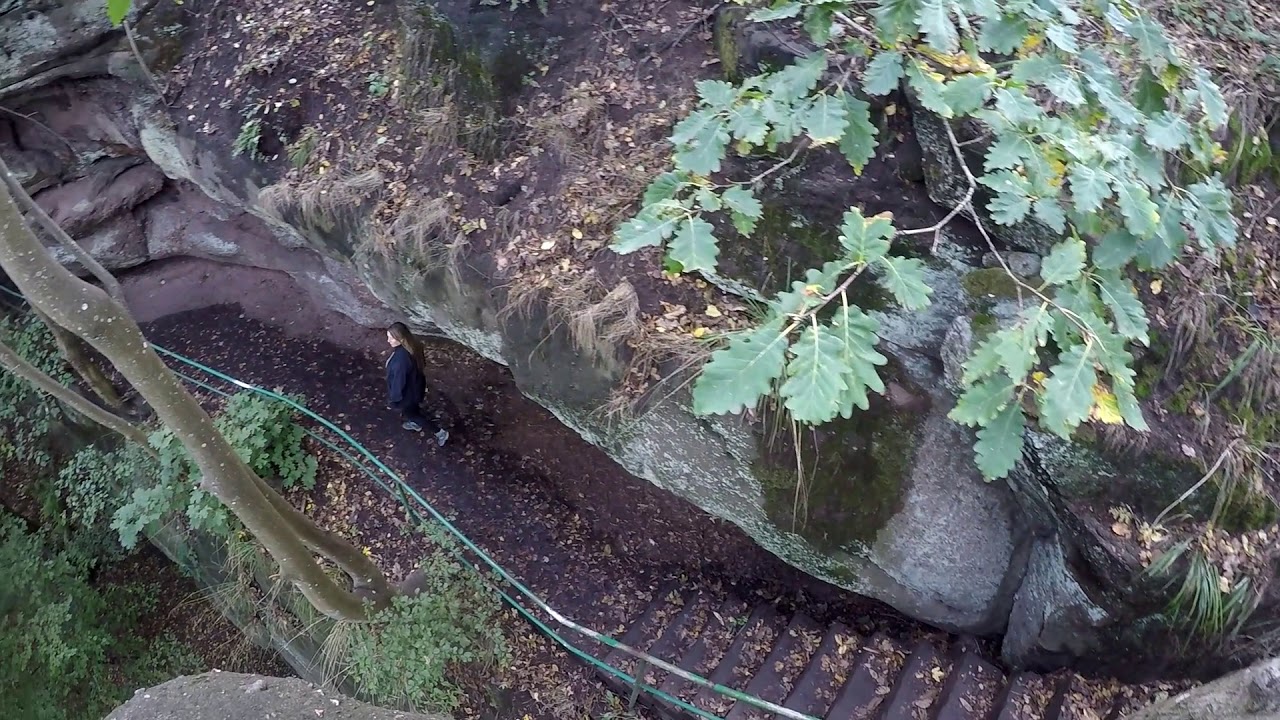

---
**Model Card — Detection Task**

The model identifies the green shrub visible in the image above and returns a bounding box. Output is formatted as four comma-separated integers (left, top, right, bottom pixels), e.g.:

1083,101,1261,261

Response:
0,513,111,720
214,392,318,491
348,550,509,713
0,313,73,472
109,390,318,549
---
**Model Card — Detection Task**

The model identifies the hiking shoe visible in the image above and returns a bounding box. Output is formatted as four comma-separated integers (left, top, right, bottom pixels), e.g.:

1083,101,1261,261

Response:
402,421,423,432
434,429,449,447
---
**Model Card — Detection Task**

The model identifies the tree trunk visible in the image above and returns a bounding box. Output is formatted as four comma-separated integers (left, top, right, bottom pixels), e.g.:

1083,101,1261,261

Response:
252,475,392,602
0,335,154,454
31,305,126,409
2,154,129,409
0,159,389,621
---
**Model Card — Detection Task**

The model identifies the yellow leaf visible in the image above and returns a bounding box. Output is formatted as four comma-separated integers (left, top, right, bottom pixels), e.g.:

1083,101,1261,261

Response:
1090,384,1123,425
884,103,897,116
571,228,584,239
704,304,722,318
540,239,556,250
1031,370,1048,387
691,327,707,338
1020,33,1043,54
1150,278,1163,295
1111,522,1131,538
479,218,488,230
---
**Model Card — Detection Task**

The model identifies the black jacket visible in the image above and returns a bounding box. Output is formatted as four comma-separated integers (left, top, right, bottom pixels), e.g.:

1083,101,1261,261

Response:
386,347,426,408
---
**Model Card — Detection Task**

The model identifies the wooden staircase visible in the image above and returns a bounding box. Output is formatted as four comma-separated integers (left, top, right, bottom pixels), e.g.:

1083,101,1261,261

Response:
588,583,1152,720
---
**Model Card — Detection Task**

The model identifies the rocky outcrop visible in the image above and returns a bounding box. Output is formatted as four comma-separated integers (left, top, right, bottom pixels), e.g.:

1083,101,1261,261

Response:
4,0,1275,680
1127,656,1280,720
106,671,451,720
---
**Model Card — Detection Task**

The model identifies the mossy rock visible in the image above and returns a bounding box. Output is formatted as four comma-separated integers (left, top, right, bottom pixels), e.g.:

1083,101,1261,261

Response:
754,371,925,552
710,201,893,310
1217,481,1280,533
713,5,802,84
961,267,1023,300
396,1,525,157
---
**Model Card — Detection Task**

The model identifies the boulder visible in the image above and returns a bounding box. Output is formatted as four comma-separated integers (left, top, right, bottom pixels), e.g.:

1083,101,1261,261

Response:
106,671,451,720
908,93,1060,255
1126,656,1280,720
0,0,118,91
48,211,150,272
32,159,164,237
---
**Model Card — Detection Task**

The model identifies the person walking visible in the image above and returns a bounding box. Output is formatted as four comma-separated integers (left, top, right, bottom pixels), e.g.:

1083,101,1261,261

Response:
385,322,449,446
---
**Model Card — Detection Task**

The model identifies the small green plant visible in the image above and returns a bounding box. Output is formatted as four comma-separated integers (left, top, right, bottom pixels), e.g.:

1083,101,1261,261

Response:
287,126,320,169
232,116,264,160
367,73,392,99
57,443,150,529
215,392,319,490
1146,538,1257,644
0,512,112,720
347,548,509,713
0,313,73,472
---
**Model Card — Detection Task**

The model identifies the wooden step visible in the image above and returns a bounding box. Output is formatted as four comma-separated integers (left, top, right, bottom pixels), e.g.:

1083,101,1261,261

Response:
604,584,690,679
993,673,1061,720
824,633,910,720
630,591,711,691
597,582,683,704
692,603,785,716
879,639,950,720
933,649,1006,720
724,613,825,720
1056,675,1121,720
659,595,752,703
780,621,860,718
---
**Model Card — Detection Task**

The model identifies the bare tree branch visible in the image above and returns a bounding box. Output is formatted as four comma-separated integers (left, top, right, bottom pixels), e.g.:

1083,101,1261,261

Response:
0,335,154,455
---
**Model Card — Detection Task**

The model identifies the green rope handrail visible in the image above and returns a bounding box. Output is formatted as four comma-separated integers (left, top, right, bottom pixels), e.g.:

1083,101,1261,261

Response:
0,283,820,720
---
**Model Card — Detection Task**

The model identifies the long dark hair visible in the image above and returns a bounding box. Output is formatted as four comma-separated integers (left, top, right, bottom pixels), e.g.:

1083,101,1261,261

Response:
388,322,426,374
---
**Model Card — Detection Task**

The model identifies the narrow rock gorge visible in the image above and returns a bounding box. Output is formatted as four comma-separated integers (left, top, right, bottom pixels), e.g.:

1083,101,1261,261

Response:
4,0,1278,688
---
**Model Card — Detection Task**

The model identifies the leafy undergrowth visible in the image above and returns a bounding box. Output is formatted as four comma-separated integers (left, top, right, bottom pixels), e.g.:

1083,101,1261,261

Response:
0,304,290,716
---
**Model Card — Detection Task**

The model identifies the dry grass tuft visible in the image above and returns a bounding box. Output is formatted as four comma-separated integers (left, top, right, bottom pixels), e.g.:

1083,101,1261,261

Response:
547,273,642,363
498,274,549,325
362,192,473,285
598,327,716,425
257,169,386,233
395,9,499,158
